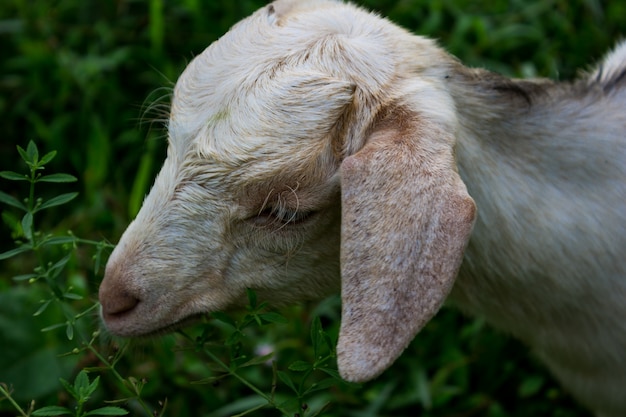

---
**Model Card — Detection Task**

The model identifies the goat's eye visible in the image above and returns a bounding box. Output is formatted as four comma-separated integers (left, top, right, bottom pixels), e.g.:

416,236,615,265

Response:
252,207,316,226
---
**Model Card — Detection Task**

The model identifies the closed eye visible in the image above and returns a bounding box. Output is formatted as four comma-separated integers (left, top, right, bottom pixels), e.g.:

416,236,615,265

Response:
252,206,317,227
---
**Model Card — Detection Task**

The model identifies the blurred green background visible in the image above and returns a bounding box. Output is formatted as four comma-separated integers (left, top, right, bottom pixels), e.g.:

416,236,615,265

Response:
1,0,624,416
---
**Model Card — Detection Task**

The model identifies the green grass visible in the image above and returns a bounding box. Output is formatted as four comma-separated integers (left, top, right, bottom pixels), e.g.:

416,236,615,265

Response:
1,0,623,415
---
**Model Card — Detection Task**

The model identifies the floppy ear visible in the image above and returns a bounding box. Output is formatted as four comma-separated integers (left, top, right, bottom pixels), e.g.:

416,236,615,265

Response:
337,106,476,382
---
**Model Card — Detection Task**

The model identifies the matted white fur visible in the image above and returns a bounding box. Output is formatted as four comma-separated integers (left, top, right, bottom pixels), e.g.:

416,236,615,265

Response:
99,1,626,415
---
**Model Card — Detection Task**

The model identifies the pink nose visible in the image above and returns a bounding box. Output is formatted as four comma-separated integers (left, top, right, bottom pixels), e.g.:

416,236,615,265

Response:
98,264,140,319
99,285,139,318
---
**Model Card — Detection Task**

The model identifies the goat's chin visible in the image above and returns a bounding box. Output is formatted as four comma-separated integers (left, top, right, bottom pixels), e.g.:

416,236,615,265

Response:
139,314,209,338
101,310,209,339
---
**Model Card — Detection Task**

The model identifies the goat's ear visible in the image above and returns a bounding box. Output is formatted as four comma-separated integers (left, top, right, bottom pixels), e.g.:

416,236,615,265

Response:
338,106,476,382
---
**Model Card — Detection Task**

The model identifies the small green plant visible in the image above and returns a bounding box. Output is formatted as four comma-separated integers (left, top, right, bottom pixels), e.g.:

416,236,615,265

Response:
0,370,128,417
0,141,158,416
0,142,84,340
0,141,108,340
181,289,349,416
0,141,114,341
0,140,79,259
30,370,127,417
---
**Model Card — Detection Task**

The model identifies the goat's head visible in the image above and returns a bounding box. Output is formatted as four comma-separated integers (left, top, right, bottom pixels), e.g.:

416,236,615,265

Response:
99,0,476,382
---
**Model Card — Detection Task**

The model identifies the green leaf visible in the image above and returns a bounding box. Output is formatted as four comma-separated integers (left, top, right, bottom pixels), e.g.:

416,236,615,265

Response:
0,170,28,181
258,312,288,324
230,354,250,370
190,374,228,385
37,173,77,183
26,141,39,164
318,367,343,381
288,360,312,372
74,370,90,392
415,367,432,409
93,242,111,272
310,316,323,357
84,406,129,416
16,144,29,163
127,150,152,218
225,330,243,346
321,328,334,352
41,236,77,247
83,375,100,399
36,192,78,211
211,311,237,327
63,292,83,300
41,322,67,333
277,370,298,395
246,288,257,310
32,406,73,416
302,377,337,395
21,212,33,241
59,377,78,400
0,190,26,210
239,352,274,368
207,396,266,417
33,299,52,316
66,322,74,340
39,150,57,165
13,273,38,281
518,375,545,398
0,244,32,260
48,253,72,279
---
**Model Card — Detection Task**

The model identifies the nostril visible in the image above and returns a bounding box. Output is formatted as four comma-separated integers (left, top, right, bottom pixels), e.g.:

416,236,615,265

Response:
99,274,141,318
100,243,143,322
101,290,140,317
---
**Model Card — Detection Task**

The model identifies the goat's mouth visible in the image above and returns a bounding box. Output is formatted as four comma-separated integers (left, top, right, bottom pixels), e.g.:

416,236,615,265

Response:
100,302,209,338
135,314,209,338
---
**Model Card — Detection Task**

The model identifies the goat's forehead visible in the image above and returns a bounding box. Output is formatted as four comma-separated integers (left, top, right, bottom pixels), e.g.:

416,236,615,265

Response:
177,136,340,194
167,0,405,164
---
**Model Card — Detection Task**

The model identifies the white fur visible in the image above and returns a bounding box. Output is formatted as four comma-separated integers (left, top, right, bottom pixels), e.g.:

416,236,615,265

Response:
99,1,626,415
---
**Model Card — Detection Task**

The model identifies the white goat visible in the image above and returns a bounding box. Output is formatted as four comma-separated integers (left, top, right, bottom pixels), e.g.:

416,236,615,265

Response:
99,0,626,415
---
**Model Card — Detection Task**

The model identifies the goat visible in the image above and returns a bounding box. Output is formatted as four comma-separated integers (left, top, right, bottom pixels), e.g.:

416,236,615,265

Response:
98,0,626,415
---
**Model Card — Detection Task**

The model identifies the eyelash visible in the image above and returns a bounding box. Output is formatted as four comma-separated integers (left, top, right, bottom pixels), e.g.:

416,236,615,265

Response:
253,206,316,226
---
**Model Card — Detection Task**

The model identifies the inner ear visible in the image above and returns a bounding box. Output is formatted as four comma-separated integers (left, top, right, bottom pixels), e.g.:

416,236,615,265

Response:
337,107,476,382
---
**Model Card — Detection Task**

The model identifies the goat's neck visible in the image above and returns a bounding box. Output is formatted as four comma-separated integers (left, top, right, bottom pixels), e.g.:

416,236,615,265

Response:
447,70,625,322
452,73,572,223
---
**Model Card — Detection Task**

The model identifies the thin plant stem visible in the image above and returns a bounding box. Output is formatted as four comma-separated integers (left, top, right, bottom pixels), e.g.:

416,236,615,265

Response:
177,331,293,416
74,302,100,320
0,384,29,417
85,342,154,416
73,237,115,249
